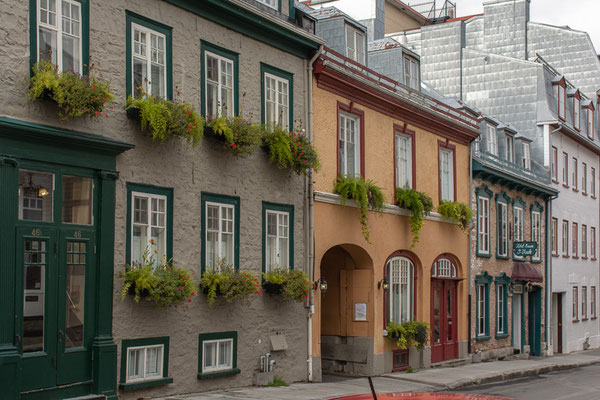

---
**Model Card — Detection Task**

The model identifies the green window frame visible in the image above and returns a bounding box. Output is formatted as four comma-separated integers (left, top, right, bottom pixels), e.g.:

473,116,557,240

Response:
201,192,240,273
476,186,493,257
475,271,492,341
512,197,526,260
201,41,239,118
495,273,511,338
531,202,544,263
29,0,90,74
119,336,172,391
198,331,240,379
261,63,294,130
262,202,294,273
126,183,173,265
125,11,173,99
495,192,511,259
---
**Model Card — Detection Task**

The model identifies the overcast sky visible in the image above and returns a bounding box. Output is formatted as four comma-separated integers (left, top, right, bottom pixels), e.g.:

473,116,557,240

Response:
454,0,600,52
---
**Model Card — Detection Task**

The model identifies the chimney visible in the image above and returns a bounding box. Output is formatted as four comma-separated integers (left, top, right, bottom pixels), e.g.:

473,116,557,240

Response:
360,0,385,40
483,0,530,60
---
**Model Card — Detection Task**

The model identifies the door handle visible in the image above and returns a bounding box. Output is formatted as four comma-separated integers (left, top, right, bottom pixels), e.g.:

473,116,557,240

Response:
58,330,65,342
15,334,21,346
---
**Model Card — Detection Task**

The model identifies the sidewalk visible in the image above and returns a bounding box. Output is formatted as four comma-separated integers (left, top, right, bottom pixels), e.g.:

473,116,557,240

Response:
160,351,600,400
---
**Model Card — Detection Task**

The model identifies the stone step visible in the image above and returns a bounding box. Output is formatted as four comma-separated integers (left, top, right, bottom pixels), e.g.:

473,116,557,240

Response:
430,357,471,368
63,395,106,400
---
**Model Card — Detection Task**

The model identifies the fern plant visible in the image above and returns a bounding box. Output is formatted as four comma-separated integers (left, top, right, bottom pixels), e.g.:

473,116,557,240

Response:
386,321,430,350
262,269,312,302
206,115,263,157
438,201,473,232
199,262,261,307
334,175,385,243
262,126,320,175
126,95,204,146
395,187,433,247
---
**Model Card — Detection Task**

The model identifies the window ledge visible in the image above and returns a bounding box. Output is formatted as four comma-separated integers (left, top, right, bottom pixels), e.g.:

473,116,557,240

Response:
582,256,588,260
573,256,579,259
477,252,493,259
591,196,597,200
563,184,569,188
476,335,491,342
582,318,589,321
591,317,597,320
496,255,510,260
552,254,559,258
573,319,580,323
573,188,579,192
495,333,509,339
198,368,241,380
592,258,597,261
531,259,542,264
552,179,559,184
119,377,173,391
562,255,570,258
583,192,588,196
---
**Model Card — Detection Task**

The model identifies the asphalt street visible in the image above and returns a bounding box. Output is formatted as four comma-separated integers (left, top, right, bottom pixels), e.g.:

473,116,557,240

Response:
447,363,600,400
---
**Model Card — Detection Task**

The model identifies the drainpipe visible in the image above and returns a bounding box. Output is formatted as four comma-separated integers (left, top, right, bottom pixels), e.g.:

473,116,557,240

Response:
545,193,557,356
468,141,474,355
306,45,323,383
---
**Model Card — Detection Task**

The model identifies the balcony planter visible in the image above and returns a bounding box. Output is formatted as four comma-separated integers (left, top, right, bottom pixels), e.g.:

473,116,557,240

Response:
395,187,433,248
205,115,263,157
199,264,261,308
29,60,114,120
262,269,311,302
438,201,473,232
261,125,320,176
385,321,430,351
261,281,284,296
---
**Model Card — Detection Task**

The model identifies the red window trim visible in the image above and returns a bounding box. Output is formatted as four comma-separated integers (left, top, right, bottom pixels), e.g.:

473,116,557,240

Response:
552,217,559,256
582,162,588,195
572,157,578,192
552,146,559,183
437,139,457,204
563,219,570,257
582,224,588,259
571,91,581,131
337,101,366,178
586,106,595,140
562,152,569,188
383,250,420,326
393,123,416,192
573,222,579,258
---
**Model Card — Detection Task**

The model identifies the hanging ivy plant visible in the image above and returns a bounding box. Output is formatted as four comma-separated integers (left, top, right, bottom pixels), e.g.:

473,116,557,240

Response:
261,269,312,302
126,95,204,146
29,60,114,119
206,115,263,157
438,201,473,232
334,175,385,243
386,321,430,350
262,126,320,175
395,187,433,247
199,263,261,307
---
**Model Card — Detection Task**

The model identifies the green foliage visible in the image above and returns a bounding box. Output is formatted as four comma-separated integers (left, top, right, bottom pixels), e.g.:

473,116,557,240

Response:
438,201,473,232
386,321,430,350
334,175,385,243
126,95,204,146
199,262,261,307
406,367,414,373
120,247,197,309
395,187,434,247
207,115,263,157
262,126,320,175
29,60,114,119
262,268,312,302
268,377,289,387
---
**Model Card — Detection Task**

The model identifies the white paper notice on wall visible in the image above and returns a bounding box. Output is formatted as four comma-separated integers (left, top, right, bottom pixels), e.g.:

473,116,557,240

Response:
354,302,367,321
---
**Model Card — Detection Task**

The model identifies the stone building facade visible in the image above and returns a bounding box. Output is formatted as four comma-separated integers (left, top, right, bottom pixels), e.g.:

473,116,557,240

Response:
0,0,321,399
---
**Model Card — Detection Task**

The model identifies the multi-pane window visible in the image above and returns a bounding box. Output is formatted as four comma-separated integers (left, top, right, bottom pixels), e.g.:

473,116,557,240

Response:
505,135,514,162
131,192,167,265
345,25,365,64
574,97,581,130
126,345,164,383
582,286,588,319
497,202,508,257
264,73,289,129
202,339,233,373
592,168,596,197
256,0,277,9
339,111,361,177
573,286,579,321
563,152,569,186
497,284,505,334
588,109,595,139
132,23,166,98
592,227,597,259
36,0,82,73
265,210,290,272
439,148,454,201
532,210,541,261
388,257,414,323
552,217,558,256
572,157,578,190
478,197,490,255
582,162,587,194
487,124,497,155
582,225,588,258
562,220,569,256
205,51,234,117
573,222,578,257
558,84,566,120
395,133,412,188
592,286,597,318
477,283,487,337
513,206,524,242
522,142,531,169
403,56,419,90
205,202,235,269
552,147,558,181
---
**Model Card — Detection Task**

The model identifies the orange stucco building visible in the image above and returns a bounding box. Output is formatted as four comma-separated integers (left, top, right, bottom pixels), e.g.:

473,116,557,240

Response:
311,48,479,377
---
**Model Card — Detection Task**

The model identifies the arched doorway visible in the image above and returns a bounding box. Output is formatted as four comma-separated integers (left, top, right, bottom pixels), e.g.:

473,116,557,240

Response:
430,256,461,363
320,244,373,375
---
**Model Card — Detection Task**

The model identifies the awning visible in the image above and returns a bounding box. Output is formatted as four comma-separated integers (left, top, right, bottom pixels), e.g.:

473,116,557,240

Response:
511,262,543,283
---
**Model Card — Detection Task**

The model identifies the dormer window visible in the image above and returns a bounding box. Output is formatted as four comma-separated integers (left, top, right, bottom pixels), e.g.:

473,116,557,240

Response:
587,106,595,140
486,124,497,155
574,95,581,131
505,134,514,163
522,142,531,169
257,0,277,10
553,77,566,120
345,25,365,64
403,56,419,90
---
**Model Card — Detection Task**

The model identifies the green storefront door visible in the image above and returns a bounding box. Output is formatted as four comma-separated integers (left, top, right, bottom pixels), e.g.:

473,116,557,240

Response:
17,169,96,393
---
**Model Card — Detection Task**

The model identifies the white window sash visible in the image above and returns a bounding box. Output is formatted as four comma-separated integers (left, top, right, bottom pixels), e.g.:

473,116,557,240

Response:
388,257,414,324
131,22,167,98
339,112,360,177
265,210,290,271
131,191,167,265
477,284,486,336
205,51,234,117
487,125,497,155
522,143,531,169
205,202,235,269
574,98,580,129
202,339,233,373
498,203,508,256
126,344,164,383
497,285,504,334
395,134,412,188
478,197,489,254
439,148,454,201
506,136,513,162
256,0,277,9
532,211,541,260
264,72,289,129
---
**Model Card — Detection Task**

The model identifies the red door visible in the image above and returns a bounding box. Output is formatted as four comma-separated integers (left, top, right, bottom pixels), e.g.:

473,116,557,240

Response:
431,279,458,363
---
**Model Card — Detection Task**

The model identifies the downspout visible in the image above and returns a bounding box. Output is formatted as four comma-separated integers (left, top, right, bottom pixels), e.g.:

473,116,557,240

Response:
468,140,474,355
306,44,323,383
545,193,557,356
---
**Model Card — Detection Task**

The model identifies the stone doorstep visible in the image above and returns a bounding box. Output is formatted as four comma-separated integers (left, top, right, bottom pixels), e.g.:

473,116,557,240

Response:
63,396,106,400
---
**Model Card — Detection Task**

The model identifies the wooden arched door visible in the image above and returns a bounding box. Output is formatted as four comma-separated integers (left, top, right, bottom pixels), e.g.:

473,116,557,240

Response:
430,257,459,363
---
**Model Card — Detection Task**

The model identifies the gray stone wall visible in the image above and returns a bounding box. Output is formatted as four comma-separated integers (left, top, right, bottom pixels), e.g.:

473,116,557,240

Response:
1,0,310,396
